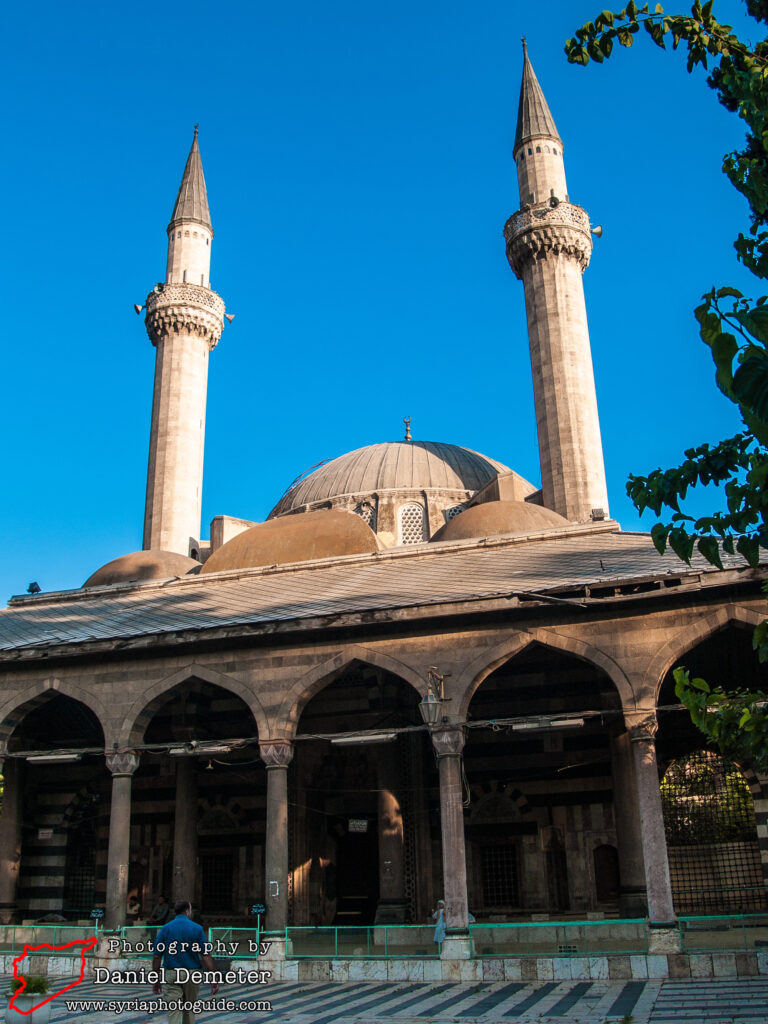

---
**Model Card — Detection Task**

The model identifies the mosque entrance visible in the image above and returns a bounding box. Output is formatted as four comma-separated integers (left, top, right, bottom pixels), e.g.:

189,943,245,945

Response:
334,824,379,925
290,661,432,927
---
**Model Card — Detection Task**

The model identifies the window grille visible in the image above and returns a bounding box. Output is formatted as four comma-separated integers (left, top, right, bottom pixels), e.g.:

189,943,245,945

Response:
353,501,377,532
481,845,519,907
661,750,766,914
444,504,465,523
399,504,426,545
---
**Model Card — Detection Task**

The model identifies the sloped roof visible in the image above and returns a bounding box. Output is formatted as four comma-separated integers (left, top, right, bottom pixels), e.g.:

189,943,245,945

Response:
169,127,212,230
514,42,561,152
0,529,756,656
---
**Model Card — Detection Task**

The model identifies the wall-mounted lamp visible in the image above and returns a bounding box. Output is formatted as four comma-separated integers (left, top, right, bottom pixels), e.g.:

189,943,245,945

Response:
419,666,452,726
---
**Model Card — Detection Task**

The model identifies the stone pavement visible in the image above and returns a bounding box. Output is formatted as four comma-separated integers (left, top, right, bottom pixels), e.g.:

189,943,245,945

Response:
4,975,766,1022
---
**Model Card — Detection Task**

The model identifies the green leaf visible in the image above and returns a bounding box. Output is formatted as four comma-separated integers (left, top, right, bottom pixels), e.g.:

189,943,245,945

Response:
669,527,695,564
733,353,768,420
736,534,761,567
691,676,711,693
651,522,669,554
716,286,743,300
739,308,768,346
697,535,724,569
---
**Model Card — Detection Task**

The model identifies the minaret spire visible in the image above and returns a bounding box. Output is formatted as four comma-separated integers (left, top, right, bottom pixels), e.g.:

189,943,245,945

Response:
514,40,561,153
504,46,609,523
169,125,212,231
142,130,227,557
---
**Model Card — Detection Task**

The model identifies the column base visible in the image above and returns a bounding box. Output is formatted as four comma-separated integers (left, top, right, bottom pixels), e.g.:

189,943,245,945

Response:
648,922,681,953
440,933,472,960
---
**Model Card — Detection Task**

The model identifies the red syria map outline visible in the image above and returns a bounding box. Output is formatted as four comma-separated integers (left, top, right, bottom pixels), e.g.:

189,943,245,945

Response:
9,936,97,1014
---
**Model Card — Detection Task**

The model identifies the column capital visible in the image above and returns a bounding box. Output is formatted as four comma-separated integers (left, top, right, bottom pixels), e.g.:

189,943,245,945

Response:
105,751,140,776
260,741,294,768
626,711,659,743
431,726,465,758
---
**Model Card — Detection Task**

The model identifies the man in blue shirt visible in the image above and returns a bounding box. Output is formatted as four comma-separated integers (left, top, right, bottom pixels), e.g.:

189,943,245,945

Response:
151,899,219,1024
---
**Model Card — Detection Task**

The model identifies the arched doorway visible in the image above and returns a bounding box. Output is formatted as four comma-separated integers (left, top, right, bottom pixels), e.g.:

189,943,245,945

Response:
135,678,263,924
7,694,106,920
465,642,623,918
657,624,768,915
291,661,431,926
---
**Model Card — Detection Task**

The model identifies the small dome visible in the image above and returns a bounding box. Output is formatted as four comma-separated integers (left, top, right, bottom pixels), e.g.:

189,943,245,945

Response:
269,441,520,517
201,508,379,574
83,550,199,588
430,500,569,543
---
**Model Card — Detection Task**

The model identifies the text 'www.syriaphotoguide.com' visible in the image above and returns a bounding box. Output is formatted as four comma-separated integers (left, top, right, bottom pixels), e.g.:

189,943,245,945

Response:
63,997,272,1013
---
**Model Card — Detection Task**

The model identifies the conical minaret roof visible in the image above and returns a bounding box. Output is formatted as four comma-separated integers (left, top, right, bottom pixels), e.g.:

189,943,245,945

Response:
169,127,212,231
514,41,561,152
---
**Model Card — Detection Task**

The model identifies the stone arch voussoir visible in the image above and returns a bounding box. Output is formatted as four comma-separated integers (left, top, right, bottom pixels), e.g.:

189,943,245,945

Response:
645,604,764,704
0,678,111,751
119,664,268,747
276,645,428,740
456,628,635,721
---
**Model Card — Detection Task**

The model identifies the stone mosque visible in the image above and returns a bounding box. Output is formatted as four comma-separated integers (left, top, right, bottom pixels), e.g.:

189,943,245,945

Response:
0,45,766,956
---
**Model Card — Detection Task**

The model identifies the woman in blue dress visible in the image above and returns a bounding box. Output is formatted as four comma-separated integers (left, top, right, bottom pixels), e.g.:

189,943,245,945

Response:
432,899,446,945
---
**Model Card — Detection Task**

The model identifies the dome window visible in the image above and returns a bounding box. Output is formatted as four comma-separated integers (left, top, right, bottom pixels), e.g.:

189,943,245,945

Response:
353,500,377,532
443,504,465,523
399,503,427,545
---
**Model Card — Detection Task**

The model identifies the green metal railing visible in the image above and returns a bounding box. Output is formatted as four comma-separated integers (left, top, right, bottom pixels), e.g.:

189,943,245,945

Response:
468,918,649,957
207,923,262,960
285,925,441,959
0,924,97,955
679,913,768,952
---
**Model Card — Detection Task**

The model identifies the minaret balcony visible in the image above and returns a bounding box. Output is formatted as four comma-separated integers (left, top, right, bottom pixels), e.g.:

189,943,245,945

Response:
504,201,593,279
144,282,226,350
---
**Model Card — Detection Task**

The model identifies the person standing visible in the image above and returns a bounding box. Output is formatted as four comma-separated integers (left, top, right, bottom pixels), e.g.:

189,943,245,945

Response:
432,899,447,945
151,899,218,1024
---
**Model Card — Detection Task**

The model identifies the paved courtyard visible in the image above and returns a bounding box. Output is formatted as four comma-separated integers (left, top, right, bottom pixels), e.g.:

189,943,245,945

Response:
5,975,768,1023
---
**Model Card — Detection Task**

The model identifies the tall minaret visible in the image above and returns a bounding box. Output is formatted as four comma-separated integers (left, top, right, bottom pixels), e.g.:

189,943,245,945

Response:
142,128,226,556
504,43,609,523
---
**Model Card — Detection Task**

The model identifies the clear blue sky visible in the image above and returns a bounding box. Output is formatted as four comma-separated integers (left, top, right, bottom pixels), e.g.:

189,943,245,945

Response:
1,0,760,600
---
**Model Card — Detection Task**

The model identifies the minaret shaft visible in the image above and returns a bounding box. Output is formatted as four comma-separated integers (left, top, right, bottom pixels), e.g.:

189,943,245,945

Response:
143,333,210,554
142,130,225,556
505,47,608,522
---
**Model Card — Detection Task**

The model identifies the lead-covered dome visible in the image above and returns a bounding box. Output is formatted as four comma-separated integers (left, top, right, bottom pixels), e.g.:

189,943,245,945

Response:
201,508,380,574
269,441,518,517
83,550,199,588
430,500,568,544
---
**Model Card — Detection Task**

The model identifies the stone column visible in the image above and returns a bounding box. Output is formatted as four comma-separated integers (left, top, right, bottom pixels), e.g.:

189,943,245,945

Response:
105,751,139,930
628,717,678,949
260,742,294,934
609,729,648,917
375,745,406,922
432,727,470,957
172,757,198,904
0,758,22,923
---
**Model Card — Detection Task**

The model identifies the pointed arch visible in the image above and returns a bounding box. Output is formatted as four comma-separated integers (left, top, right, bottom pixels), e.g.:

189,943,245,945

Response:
0,678,111,749
120,664,268,746
275,645,427,739
456,628,635,720
644,604,764,702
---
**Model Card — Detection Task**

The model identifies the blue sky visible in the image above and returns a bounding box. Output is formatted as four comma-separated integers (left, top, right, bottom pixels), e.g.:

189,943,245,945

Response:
1,0,760,600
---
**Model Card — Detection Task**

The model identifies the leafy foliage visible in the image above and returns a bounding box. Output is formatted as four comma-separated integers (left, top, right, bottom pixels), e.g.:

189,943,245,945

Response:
568,3,768,764
9,976,49,996
674,668,768,771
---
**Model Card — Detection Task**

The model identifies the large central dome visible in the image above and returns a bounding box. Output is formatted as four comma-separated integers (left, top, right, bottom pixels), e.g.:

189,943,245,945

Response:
269,441,517,517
